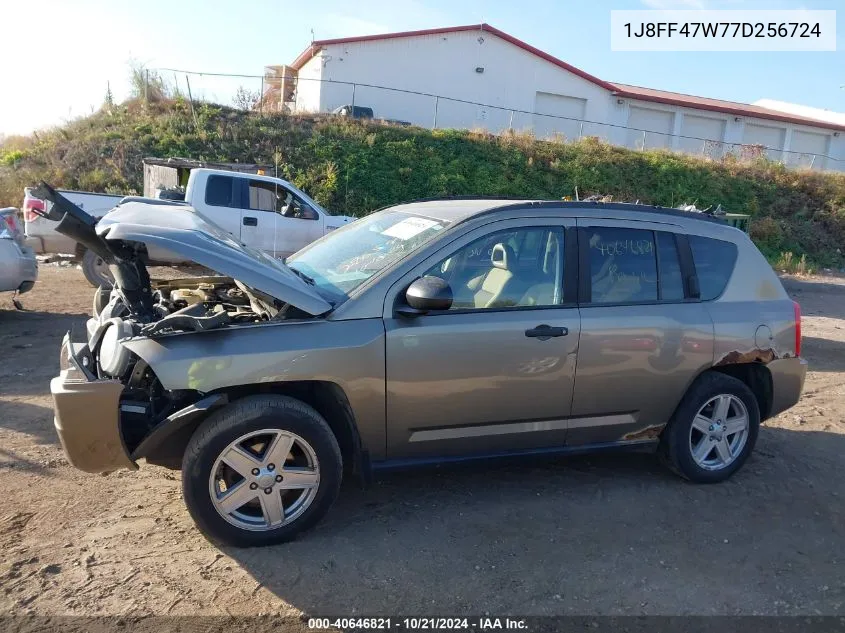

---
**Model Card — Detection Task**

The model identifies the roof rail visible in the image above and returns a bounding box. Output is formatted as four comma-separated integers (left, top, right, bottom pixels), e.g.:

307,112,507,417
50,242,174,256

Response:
398,196,730,225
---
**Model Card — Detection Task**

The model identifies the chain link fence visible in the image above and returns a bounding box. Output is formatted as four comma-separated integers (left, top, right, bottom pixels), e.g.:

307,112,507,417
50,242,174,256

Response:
154,68,844,173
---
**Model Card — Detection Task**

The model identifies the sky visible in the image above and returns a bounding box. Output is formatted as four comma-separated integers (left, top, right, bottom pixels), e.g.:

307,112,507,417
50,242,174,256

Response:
1,0,843,136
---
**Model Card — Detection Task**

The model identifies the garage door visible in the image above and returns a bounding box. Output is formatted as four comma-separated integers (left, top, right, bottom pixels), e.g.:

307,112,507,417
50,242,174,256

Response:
742,123,786,159
533,92,587,141
788,130,830,169
678,115,726,156
626,106,675,149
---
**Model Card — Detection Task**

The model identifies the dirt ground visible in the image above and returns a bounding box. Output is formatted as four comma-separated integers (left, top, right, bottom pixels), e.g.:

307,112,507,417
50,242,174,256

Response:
1,265,844,618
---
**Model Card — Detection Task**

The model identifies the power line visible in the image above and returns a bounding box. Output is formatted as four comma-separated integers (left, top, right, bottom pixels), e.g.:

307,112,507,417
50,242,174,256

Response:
156,68,263,79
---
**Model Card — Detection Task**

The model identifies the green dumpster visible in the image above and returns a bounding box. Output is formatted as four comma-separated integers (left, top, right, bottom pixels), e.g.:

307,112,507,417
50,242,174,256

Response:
725,213,751,234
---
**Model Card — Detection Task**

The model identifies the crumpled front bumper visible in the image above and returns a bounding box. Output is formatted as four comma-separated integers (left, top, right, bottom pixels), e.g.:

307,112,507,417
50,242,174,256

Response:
50,333,137,474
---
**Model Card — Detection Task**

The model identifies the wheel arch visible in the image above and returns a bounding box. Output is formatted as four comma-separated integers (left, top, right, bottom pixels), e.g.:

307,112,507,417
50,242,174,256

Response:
708,362,774,421
658,361,774,443
137,381,366,480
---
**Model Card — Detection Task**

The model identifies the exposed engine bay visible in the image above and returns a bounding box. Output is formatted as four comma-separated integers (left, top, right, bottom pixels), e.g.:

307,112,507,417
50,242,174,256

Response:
85,276,301,456
80,274,313,461
33,181,329,465
30,180,320,379
89,275,305,375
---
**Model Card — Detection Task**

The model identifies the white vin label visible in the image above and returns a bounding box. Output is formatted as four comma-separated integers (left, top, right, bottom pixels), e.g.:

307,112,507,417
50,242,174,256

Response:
611,10,836,52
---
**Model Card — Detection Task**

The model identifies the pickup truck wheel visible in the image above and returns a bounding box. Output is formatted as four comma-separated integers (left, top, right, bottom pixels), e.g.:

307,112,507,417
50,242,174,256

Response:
660,372,760,483
80,249,113,288
182,395,342,547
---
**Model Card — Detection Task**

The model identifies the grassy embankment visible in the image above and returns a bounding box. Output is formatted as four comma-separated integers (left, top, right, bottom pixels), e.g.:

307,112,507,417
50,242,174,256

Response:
2,99,843,273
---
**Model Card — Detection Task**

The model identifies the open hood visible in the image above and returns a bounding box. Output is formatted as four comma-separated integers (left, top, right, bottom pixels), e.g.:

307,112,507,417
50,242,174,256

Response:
96,202,333,316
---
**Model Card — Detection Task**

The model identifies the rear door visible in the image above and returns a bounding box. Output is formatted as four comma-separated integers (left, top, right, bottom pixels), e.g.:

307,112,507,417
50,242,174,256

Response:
238,178,324,258
569,218,714,445
383,217,581,460
198,174,245,240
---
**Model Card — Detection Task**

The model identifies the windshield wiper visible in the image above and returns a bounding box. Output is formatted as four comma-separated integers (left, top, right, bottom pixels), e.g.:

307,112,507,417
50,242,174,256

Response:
289,266,316,285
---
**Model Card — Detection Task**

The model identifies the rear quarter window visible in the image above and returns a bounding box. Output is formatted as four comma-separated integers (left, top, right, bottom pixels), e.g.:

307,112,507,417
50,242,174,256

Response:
205,175,235,208
688,235,738,300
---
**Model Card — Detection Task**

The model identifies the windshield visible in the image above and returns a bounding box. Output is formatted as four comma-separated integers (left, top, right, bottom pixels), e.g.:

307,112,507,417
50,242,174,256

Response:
287,210,450,303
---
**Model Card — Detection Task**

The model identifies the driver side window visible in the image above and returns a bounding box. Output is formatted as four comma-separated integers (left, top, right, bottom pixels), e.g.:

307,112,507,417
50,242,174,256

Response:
246,180,318,220
425,227,564,310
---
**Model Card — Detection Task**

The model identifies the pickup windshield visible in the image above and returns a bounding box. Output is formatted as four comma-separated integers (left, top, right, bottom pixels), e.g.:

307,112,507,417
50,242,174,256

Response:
286,210,450,303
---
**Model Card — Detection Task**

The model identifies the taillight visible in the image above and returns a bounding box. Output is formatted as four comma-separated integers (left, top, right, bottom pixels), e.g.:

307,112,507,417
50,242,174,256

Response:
793,301,802,357
23,197,45,223
3,214,18,233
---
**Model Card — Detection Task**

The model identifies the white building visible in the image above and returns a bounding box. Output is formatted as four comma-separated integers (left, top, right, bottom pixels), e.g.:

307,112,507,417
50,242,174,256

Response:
269,24,845,171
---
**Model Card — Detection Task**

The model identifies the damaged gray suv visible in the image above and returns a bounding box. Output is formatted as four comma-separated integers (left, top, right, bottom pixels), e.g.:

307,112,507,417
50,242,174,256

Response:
40,183,807,547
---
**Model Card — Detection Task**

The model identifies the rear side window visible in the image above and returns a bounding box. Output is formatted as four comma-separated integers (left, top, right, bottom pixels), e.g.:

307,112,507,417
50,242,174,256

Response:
587,227,657,304
205,175,235,208
688,235,738,300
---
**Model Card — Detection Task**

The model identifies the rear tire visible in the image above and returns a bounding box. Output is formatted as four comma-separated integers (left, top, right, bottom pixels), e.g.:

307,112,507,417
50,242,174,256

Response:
182,395,342,547
81,249,113,288
660,372,760,483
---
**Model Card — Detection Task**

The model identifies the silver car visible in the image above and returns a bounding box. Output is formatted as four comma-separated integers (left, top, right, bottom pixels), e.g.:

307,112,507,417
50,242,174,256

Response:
0,207,37,296
40,185,806,547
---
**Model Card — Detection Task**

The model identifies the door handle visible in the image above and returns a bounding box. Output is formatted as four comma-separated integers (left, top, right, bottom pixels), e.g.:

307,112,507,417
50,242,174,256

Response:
243,216,258,226
525,324,568,340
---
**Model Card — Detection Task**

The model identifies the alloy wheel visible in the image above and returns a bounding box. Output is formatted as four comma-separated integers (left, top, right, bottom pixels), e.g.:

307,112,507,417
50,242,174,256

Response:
688,394,750,471
209,429,320,531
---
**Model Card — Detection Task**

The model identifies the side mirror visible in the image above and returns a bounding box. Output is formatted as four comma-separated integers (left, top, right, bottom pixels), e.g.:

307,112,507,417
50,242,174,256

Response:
398,276,452,315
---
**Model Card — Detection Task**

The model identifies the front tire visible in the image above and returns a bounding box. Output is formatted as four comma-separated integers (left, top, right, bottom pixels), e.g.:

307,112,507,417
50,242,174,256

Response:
182,395,342,547
81,248,114,288
660,372,760,483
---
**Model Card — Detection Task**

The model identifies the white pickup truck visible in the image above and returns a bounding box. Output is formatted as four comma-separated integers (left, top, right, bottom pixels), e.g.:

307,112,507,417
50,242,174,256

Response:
24,168,354,286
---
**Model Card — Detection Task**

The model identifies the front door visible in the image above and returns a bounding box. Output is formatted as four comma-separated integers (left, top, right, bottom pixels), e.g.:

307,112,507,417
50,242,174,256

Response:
238,178,323,259
383,218,580,460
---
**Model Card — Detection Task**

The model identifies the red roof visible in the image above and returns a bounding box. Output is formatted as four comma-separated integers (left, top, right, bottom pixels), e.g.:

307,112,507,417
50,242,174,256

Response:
610,83,845,132
291,24,845,132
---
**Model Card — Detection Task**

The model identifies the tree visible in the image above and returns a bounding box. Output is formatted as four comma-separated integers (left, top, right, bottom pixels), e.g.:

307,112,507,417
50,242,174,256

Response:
233,86,261,111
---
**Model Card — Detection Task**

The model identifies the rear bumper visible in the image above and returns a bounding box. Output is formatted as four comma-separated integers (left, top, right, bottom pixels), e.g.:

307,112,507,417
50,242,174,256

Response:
768,356,808,419
0,240,38,293
50,335,136,473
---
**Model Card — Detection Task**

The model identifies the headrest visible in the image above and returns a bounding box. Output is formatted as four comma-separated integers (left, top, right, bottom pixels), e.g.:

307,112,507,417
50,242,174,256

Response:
491,243,515,271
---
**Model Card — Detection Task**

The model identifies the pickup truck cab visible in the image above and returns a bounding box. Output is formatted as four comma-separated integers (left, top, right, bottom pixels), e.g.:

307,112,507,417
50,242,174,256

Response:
184,169,353,262
24,168,354,286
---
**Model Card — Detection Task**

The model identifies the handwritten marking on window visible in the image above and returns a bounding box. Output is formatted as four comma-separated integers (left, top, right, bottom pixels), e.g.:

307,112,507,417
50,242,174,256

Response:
595,239,654,257
608,264,656,284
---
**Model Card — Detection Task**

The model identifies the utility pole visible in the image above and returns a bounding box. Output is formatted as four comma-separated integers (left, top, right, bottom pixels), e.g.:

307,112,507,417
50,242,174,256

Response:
185,74,199,130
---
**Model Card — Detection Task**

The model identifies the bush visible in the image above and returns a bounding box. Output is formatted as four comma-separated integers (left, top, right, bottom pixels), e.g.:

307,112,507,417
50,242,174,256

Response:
775,252,813,275
0,149,25,167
